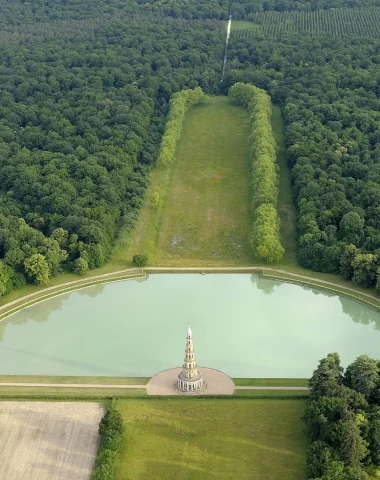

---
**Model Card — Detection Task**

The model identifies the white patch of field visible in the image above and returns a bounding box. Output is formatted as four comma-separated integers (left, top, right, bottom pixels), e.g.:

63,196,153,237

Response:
0,401,103,480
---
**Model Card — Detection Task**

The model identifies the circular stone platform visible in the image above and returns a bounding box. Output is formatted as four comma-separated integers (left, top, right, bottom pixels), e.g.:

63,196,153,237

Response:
146,367,235,395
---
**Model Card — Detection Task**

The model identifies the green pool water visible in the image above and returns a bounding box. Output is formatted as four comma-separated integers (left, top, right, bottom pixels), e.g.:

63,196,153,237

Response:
0,274,379,377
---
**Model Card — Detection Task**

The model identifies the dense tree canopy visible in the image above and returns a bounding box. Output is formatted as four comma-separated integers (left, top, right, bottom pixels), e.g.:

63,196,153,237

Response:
0,2,224,294
4,0,380,292
225,31,380,287
304,353,380,479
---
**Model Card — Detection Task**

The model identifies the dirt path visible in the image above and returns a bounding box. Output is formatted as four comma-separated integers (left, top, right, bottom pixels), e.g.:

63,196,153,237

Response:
0,383,145,389
0,382,308,390
221,15,232,82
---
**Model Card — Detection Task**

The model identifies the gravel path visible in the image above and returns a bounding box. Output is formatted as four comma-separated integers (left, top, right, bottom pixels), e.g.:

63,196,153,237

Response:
0,382,308,390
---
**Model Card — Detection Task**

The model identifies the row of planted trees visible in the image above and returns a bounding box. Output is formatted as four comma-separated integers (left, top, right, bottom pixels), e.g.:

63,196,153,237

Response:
157,87,208,167
229,82,284,263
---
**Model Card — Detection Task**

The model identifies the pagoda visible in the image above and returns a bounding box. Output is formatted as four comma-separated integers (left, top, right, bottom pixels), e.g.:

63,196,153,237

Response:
177,324,204,392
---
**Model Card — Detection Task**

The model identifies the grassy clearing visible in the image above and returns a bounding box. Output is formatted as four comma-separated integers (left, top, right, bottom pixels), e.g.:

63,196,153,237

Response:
234,378,308,387
231,20,258,31
272,106,298,266
114,398,308,480
127,96,252,266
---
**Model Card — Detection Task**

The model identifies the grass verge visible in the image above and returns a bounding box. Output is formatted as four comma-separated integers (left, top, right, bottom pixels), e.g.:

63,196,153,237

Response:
114,398,308,480
233,390,309,398
233,378,308,387
0,387,147,397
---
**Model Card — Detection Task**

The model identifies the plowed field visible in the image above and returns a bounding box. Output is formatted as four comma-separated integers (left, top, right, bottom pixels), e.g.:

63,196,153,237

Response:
0,402,103,480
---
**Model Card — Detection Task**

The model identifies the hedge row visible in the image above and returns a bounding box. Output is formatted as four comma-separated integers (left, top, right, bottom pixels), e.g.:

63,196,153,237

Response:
92,402,124,480
157,86,207,166
229,82,284,263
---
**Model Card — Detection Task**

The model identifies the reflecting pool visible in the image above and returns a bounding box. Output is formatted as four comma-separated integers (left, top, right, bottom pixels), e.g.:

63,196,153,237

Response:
0,274,379,377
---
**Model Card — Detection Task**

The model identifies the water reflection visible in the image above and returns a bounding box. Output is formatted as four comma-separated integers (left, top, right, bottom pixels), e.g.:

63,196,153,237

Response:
0,274,379,376
340,296,380,331
250,274,282,295
77,284,105,298
0,294,67,343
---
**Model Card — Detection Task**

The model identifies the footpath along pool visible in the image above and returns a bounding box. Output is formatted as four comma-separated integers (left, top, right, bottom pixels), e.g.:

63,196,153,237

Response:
0,274,379,378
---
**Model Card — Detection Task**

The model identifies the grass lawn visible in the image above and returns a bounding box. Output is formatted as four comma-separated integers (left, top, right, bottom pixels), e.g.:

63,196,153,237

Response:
233,390,309,398
127,96,252,266
114,399,308,480
0,387,147,397
234,378,308,387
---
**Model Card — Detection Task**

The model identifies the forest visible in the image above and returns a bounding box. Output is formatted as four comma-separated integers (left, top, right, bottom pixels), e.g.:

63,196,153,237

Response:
225,29,380,289
3,0,380,293
304,353,380,480
0,0,224,291
240,7,380,37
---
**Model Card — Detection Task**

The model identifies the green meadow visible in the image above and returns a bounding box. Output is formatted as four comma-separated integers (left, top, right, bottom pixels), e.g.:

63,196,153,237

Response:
114,399,308,480
127,96,252,266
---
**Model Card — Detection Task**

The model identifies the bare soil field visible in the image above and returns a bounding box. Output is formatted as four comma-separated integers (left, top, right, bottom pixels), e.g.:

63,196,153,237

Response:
0,402,103,480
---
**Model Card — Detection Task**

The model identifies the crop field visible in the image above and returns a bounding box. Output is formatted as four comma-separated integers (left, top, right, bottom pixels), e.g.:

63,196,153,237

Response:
114,399,308,480
233,7,380,37
128,96,252,266
0,402,103,480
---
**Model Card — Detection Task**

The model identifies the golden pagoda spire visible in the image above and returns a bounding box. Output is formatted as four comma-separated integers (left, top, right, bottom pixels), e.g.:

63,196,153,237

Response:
177,324,203,392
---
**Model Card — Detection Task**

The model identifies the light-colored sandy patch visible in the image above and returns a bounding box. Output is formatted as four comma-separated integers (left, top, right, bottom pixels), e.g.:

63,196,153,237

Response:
0,401,103,480
146,367,235,395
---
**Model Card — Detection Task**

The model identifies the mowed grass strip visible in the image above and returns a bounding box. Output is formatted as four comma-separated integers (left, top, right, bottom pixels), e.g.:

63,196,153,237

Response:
0,387,147,397
128,96,252,266
234,377,308,387
114,399,308,480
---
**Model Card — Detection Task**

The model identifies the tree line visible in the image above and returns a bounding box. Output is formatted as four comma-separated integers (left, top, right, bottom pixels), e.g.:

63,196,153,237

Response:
92,401,124,480
304,353,380,479
158,87,208,167
229,83,284,263
225,30,380,289
0,5,225,293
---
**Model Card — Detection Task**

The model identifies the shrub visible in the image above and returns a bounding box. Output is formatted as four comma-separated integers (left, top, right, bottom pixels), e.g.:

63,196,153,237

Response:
73,257,89,275
132,254,148,266
92,404,124,480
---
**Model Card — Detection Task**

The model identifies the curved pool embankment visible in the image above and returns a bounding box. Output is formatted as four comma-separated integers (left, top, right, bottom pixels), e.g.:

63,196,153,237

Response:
0,272,379,378
1,266,380,323
0,269,145,322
